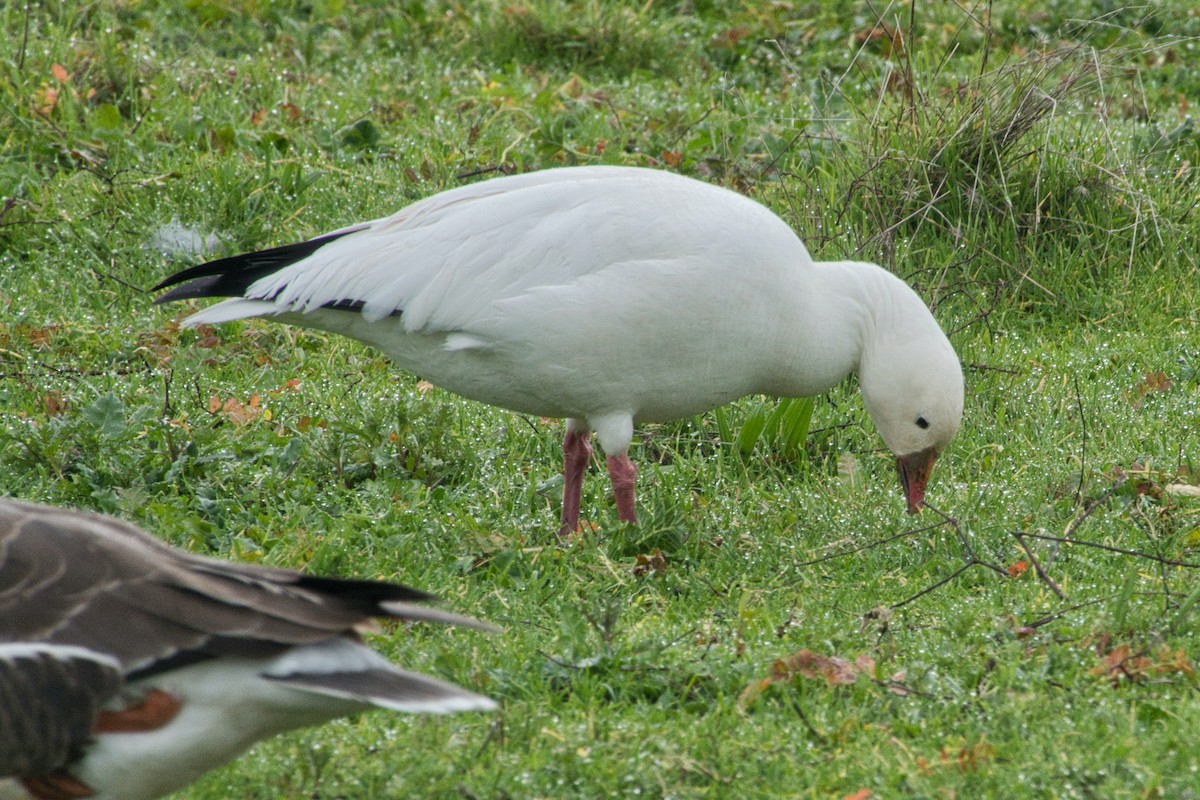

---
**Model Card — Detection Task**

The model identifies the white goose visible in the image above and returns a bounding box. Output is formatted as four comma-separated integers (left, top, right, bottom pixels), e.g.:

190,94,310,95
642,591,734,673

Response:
0,498,495,800
156,166,964,535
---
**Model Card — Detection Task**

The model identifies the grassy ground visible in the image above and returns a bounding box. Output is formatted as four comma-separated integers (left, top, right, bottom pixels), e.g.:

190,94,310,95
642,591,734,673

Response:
2,1,1199,798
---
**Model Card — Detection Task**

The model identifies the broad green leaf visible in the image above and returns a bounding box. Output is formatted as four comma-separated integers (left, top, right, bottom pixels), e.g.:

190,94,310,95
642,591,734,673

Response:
83,394,127,438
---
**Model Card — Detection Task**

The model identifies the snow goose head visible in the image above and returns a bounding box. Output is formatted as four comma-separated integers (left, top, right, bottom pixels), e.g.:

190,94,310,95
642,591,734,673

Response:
855,273,964,513
864,326,964,513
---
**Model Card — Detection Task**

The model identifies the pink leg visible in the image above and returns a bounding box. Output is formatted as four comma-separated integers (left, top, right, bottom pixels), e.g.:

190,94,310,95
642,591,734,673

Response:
605,453,639,525
559,427,592,537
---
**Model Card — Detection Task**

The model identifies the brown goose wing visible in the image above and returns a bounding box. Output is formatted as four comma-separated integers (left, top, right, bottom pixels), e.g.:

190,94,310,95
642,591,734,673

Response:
0,499,485,675
0,643,121,778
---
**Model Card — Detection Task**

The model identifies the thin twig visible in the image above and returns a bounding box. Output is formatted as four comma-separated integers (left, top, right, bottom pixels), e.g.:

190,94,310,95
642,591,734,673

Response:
791,525,926,569
456,165,509,181
923,502,1009,576
891,563,975,609
1045,481,1123,569
692,572,728,597
129,96,154,136
91,265,147,294
160,368,174,419
1073,374,1088,507
1021,598,1106,630
1015,531,1200,569
17,2,31,72
1011,531,1065,599
786,696,827,744
1063,482,1121,541
965,362,1021,375
0,196,18,226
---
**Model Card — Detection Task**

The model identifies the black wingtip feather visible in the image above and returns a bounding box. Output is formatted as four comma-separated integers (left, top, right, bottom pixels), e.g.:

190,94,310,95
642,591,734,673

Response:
154,275,225,304
292,574,440,607
152,227,364,302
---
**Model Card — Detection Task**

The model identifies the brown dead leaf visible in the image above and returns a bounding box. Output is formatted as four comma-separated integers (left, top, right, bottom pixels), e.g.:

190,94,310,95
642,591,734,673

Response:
1092,643,1151,685
1094,642,1195,686
860,606,892,634
854,23,905,58
945,741,994,773
736,677,773,707
556,75,584,99
916,741,994,776
209,396,261,427
1115,460,1167,499
250,107,268,126
22,324,60,349
1154,646,1195,677
221,397,259,426
1141,371,1173,393
740,648,893,708
43,391,69,417
32,84,58,116
296,415,324,433
771,650,859,687
1131,371,1173,407
632,548,668,577
193,323,221,349
69,147,104,167
713,27,752,49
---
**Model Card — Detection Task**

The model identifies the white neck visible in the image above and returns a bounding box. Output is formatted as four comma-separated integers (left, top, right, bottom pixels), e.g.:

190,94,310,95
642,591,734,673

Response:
761,260,921,398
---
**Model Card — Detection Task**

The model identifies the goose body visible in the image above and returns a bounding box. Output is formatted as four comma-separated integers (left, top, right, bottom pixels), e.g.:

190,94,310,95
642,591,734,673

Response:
156,166,964,533
0,499,495,800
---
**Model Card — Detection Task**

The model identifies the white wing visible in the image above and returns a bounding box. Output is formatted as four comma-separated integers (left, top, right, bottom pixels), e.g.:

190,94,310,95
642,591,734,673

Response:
189,166,795,338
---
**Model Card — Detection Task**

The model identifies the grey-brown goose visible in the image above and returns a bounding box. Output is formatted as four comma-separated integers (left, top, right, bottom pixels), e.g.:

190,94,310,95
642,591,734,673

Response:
0,498,496,800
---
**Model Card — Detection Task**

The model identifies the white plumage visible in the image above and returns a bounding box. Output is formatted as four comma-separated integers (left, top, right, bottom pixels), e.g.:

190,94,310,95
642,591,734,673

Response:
157,166,964,533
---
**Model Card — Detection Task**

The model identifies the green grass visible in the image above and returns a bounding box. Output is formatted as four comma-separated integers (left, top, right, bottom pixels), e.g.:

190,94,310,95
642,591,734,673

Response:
2,1,1200,798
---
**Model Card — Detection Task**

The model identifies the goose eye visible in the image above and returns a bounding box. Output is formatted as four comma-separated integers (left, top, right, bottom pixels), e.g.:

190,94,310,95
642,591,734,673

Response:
916,416,929,429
